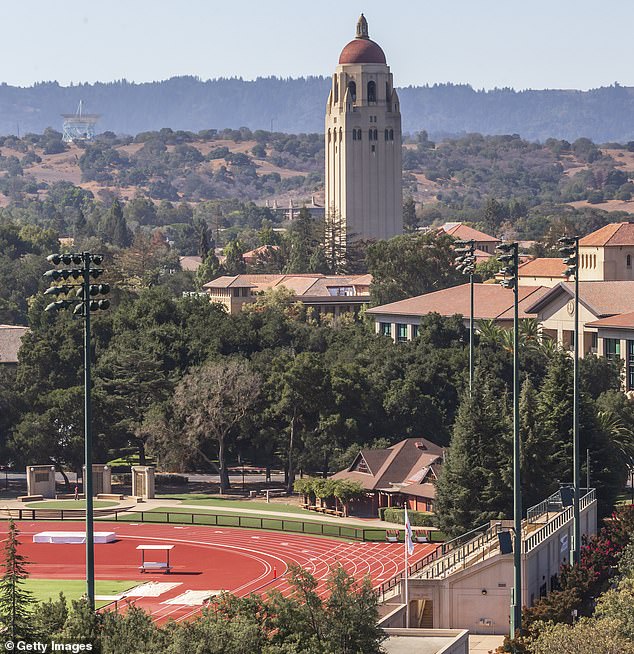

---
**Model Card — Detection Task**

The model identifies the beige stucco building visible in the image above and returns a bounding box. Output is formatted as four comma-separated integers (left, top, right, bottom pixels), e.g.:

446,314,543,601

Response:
325,14,402,244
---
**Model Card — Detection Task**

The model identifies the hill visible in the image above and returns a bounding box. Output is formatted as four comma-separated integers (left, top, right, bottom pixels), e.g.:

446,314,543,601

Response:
3,78,634,142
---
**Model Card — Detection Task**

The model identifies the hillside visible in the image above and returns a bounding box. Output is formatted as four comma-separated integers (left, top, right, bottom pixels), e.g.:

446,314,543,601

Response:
4,78,634,142
2,129,634,218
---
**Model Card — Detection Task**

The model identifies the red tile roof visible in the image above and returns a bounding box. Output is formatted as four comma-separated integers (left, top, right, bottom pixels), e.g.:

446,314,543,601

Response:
441,222,501,243
367,283,548,320
0,325,28,364
339,38,386,65
586,311,634,329
203,274,372,297
580,222,634,246
517,258,568,278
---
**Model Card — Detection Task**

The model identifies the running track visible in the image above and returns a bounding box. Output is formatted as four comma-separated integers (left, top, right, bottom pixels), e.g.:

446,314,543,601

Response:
5,522,437,623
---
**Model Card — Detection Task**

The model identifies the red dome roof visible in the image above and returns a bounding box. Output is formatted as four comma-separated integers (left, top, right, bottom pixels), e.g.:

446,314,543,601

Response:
338,38,386,65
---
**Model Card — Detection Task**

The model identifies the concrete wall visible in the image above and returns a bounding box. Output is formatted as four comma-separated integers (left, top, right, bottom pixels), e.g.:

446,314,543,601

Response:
578,245,634,281
26,465,56,498
382,628,469,654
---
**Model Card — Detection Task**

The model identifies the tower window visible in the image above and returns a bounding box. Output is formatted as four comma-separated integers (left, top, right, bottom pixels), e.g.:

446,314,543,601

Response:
373,128,378,140
334,77,338,103
384,129,389,141
368,129,374,141
386,82,391,102
368,81,376,103
628,254,632,268
389,129,394,141
353,130,357,141
348,81,356,102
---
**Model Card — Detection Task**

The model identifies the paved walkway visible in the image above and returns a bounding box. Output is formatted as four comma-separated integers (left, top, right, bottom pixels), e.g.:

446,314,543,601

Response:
0,496,416,531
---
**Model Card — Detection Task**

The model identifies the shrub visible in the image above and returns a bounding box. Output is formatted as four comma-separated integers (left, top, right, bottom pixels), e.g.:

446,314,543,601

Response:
381,507,437,527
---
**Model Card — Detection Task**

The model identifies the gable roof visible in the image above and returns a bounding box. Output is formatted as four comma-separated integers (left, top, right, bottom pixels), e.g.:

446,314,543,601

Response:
441,222,501,243
517,258,568,278
367,283,548,321
0,325,28,364
333,438,444,491
525,281,634,317
580,222,634,247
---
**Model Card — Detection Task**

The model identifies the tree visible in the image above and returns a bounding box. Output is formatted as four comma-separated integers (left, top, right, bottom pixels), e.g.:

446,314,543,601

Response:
434,375,512,537
0,520,35,642
528,618,634,654
101,199,131,248
172,359,260,492
285,207,323,274
367,231,462,305
402,196,419,233
196,250,225,287
224,239,246,275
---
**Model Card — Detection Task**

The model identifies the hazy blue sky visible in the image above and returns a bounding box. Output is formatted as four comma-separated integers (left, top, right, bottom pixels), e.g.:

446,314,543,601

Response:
1,0,630,90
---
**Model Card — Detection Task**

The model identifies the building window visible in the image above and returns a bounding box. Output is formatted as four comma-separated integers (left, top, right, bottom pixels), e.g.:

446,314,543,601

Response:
386,82,391,102
368,129,373,141
371,145,376,153
233,289,240,297
605,338,620,361
334,77,338,103
384,129,389,141
591,332,598,353
367,80,376,102
373,128,378,140
628,341,634,390
348,80,356,101
412,324,419,339
628,255,632,268
397,323,408,342
389,128,394,140
380,322,392,337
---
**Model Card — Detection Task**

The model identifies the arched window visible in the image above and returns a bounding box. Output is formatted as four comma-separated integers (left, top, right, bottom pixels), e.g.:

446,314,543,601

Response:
386,82,391,103
373,128,378,140
357,129,362,140
384,129,389,141
368,129,374,141
347,81,356,102
389,129,394,141
593,254,597,268
327,129,331,143
367,81,376,103
334,77,338,103
339,127,343,141
628,254,632,268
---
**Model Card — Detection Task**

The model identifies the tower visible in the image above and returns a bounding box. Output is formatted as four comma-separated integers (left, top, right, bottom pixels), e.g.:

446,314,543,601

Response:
61,100,100,143
325,14,402,244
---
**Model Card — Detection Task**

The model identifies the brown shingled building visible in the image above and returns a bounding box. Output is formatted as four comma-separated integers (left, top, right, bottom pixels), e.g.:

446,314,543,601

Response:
332,437,444,517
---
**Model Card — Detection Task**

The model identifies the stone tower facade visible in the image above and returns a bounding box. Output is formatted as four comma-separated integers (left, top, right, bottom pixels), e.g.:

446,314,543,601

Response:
325,14,402,244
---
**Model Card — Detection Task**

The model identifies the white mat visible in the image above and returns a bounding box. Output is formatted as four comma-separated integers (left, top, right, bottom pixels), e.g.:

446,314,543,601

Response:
162,590,220,606
33,531,116,544
124,582,181,597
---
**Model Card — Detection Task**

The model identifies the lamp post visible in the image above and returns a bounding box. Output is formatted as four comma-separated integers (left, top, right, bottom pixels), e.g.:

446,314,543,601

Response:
496,241,521,638
559,235,580,565
44,252,110,610
454,240,476,392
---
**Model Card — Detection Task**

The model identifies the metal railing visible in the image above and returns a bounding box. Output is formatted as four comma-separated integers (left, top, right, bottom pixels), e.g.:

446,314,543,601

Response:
0,507,403,543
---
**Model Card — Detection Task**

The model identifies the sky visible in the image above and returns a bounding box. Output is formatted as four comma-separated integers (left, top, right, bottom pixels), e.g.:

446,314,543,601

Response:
0,0,631,90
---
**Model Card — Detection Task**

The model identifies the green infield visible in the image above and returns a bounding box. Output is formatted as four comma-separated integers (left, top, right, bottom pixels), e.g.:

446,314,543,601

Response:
24,500,119,509
23,578,137,607
158,494,307,515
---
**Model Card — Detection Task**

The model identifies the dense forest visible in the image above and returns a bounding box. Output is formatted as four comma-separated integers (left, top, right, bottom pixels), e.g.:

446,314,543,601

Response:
3,78,634,141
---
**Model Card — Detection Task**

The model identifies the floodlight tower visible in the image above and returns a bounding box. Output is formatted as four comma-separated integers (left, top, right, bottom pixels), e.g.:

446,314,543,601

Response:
61,100,100,143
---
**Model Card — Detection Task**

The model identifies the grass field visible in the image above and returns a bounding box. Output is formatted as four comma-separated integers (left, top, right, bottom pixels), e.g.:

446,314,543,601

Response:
25,500,119,509
24,578,137,607
159,494,307,515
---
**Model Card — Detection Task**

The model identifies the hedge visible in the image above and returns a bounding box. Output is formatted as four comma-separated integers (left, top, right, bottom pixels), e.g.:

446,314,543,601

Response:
156,473,189,486
380,507,437,527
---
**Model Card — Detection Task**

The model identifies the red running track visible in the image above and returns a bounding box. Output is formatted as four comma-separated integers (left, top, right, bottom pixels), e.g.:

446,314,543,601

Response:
4,521,437,623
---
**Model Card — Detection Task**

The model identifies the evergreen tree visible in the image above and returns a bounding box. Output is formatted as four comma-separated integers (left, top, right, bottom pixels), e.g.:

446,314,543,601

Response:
0,519,35,642
101,199,131,248
285,207,322,274
402,196,419,233
196,219,211,259
196,250,224,288
435,375,512,537
73,207,88,239
223,239,246,275
520,377,550,508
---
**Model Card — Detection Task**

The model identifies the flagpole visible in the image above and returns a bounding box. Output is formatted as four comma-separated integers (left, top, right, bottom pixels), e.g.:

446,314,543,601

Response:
404,505,411,628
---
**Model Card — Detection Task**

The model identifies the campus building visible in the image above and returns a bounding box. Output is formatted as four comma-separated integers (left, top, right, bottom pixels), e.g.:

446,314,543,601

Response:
203,273,371,317
325,14,402,244
332,438,444,516
368,222,634,390
0,325,28,365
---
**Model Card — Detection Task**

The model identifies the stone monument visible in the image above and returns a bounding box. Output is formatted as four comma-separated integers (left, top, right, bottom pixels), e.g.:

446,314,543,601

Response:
26,465,56,498
132,466,155,500
82,464,112,496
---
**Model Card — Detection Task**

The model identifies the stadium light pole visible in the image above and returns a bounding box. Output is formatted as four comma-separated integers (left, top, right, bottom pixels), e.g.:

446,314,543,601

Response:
44,252,110,611
454,240,476,392
496,241,521,639
559,235,581,565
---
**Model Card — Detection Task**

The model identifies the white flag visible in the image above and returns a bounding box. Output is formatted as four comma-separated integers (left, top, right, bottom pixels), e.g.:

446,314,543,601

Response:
404,506,414,556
